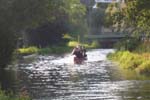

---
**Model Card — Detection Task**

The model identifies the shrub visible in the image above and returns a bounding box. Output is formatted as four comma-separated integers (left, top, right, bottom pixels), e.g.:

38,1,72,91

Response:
114,37,140,51
17,47,39,55
38,46,72,55
67,40,100,49
38,47,53,55
136,61,150,74
0,89,30,100
108,51,150,75
90,40,100,48
135,42,150,53
68,41,78,47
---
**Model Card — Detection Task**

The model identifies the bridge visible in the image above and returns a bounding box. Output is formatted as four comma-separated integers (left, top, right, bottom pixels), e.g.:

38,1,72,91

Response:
86,33,128,39
85,32,130,48
85,32,129,39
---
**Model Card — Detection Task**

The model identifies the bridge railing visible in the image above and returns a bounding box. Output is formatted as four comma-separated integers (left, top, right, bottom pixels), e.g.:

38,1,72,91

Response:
85,32,130,39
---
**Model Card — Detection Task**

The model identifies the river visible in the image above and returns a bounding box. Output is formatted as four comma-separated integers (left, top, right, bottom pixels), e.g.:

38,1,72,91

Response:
0,49,150,100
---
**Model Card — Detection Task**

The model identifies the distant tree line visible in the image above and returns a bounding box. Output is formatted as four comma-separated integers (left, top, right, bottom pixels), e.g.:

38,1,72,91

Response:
105,0,150,51
105,0,150,37
0,0,87,67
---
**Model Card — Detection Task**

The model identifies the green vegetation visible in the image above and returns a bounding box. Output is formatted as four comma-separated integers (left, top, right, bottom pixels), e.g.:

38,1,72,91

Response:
0,89,30,100
17,47,39,55
125,0,150,35
17,40,100,55
135,41,150,53
38,46,72,55
67,40,100,48
105,0,150,35
108,51,150,75
105,0,150,75
17,46,72,55
0,0,87,68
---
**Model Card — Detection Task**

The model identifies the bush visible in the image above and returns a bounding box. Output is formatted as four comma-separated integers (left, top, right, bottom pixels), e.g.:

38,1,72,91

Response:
114,37,140,51
108,51,150,75
135,42,150,53
17,47,39,55
38,47,53,55
38,46,72,55
67,40,100,49
0,89,30,100
136,61,150,74
90,40,100,48
67,41,78,47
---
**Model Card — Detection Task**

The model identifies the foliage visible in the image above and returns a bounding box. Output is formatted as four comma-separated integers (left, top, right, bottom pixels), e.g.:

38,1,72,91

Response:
90,40,100,48
17,45,72,55
0,28,17,68
67,40,100,48
105,3,127,32
125,0,150,35
135,41,150,53
66,0,87,36
67,41,79,47
91,8,105,28
63,34,74,40
0,89,30,100
106,0,150,35
0,0,53,67
17,47,39,55
114,37,140,51
89,4,107,34
38,46,72,55
136,61,150,74
26,0,87,48
0,0,87,67
108,51,150,75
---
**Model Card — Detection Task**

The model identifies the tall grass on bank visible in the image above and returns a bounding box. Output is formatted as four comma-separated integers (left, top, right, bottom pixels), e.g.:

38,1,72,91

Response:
108,51,150,75
17,40,100,55
67,40,100,48
17,46,72,55
38,46,72,55
0,89,30,100
17,46,39,56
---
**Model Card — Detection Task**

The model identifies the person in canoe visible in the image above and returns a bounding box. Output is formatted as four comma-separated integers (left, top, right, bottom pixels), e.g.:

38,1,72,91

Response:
71,45,87,64
81,46,87,60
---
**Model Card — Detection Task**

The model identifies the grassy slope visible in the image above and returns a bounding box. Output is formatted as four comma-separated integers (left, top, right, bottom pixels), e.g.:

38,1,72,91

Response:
108,51,150,75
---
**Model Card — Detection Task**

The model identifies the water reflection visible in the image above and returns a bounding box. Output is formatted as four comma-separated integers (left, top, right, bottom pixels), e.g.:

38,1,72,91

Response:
0,49,150,100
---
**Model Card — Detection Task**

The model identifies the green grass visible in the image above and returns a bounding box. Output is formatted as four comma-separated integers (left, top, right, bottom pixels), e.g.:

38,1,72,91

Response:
67,40,100,48
17,46,39,55
17,40,100,56
0,89,30,100
17,46,72,55
38,46,72,55
108,51,150,75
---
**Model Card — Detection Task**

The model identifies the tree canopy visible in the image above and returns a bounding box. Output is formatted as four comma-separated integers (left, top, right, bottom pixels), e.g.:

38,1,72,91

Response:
125,0,150,35
105,0,150,35
0,0,86,67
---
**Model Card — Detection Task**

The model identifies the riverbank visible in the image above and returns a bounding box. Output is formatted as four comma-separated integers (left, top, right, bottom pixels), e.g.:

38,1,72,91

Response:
108,51,150,75
17,46,72,56
17,40,99,56
0,89,30,100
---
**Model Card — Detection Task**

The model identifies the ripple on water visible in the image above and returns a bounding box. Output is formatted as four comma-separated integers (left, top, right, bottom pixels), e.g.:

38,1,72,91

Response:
17,49,150,100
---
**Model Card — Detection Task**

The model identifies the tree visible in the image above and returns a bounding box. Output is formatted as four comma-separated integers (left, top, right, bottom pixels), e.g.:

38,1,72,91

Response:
0,0,53,67
0,0,87,67
125,0,150,36
26,0,87,47
105,0,150,36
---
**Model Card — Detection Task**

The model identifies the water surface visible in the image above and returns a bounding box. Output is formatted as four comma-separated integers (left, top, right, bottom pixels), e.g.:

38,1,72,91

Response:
1,49,150,100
